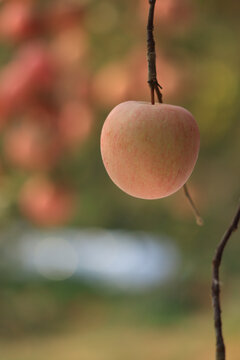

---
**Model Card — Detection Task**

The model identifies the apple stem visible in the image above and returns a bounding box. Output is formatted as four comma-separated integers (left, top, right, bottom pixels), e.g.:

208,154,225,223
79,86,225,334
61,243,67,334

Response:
150,87,155,105
211,204,240,360
183,184,203,226
147,0,163,105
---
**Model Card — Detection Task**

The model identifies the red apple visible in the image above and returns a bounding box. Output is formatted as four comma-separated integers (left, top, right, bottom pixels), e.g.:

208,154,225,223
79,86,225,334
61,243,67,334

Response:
71,70,93,103
3,121,61,171
0,44,57,118
19,177,75,227
51,27,88,68
0,60,32,118
93,62,130,108
16,43,57,90
0,1,41,42
59,102,93,148
45,3,84,33
101,101,200,199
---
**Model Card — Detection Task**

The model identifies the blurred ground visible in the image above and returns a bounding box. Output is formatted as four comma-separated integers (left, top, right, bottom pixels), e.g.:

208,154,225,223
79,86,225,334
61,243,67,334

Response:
0,279,240,359
1,303,240,360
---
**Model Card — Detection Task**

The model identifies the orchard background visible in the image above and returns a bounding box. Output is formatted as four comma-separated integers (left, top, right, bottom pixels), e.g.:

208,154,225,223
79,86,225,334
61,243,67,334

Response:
0,0,239,359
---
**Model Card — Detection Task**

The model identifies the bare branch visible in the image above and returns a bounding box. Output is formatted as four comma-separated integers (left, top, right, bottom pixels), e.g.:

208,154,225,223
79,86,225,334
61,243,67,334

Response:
147,0,163,104
211,204,240,360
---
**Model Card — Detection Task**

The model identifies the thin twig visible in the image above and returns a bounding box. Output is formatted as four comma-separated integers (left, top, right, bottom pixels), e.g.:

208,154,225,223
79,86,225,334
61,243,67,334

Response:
183,184,203,226
211,204,240,360
147,0,163,104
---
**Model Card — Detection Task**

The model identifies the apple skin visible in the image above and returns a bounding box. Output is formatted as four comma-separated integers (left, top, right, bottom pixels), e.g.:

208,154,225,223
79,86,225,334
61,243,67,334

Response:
100,101,200,199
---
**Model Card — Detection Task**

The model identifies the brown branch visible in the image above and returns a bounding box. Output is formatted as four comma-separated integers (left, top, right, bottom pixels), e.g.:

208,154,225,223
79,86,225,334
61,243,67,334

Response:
211,204,240,360
147,0,163,104
183,184,203,226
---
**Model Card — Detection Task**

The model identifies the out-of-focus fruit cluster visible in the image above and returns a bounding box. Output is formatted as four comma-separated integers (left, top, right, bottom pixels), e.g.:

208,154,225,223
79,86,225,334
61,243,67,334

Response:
1,0,235,230
0,0,93,227
0,0,199,227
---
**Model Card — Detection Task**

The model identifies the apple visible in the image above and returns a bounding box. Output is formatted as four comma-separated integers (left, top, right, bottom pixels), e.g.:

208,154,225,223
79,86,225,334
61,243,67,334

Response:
51,27,88,68
0,1,41,42
3,121,61,171
70,70,92,103
16,44,57,90
59,102,93,148
19,177,75,227
100,101,200,199
45,3,84,33
0,60,33,118
93,62,129,108
0,44,56,118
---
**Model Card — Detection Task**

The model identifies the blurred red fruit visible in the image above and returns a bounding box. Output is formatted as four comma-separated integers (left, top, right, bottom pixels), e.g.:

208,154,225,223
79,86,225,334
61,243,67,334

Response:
93,62,130,108
0,61,29,119
19,177,75,227
51,27,88,68
59,102,93,148
0,44,57,118
3,121,61,171
17,44,57,89
0,1,41,42
46,2,84,32
75,71,93,103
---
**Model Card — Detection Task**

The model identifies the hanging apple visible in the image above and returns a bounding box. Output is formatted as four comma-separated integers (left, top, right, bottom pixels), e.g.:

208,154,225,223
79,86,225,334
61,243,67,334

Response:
101,101,200,199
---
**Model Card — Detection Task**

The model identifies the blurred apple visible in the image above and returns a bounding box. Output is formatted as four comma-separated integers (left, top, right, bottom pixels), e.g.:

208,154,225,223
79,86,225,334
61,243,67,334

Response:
51,27,88,68
59,101,93,148
0,60,32,119
0,1,41,42
73,70,93,103
19,177,75,227
93,62,130,108
45,2,84,33
0,44,57,119
17,43,57,90
3,121,61,171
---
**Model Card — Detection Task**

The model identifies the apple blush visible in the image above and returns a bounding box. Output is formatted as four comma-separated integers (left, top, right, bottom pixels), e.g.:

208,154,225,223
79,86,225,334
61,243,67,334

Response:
100,101,200,200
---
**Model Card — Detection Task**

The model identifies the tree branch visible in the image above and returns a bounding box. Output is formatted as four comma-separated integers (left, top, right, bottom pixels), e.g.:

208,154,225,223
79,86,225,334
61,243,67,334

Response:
211,204,240,360
147,0,163,104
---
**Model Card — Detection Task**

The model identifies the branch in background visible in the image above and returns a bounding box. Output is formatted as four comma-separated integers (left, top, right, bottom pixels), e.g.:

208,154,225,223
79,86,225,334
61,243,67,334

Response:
147,0,163,104
212,204,240,360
